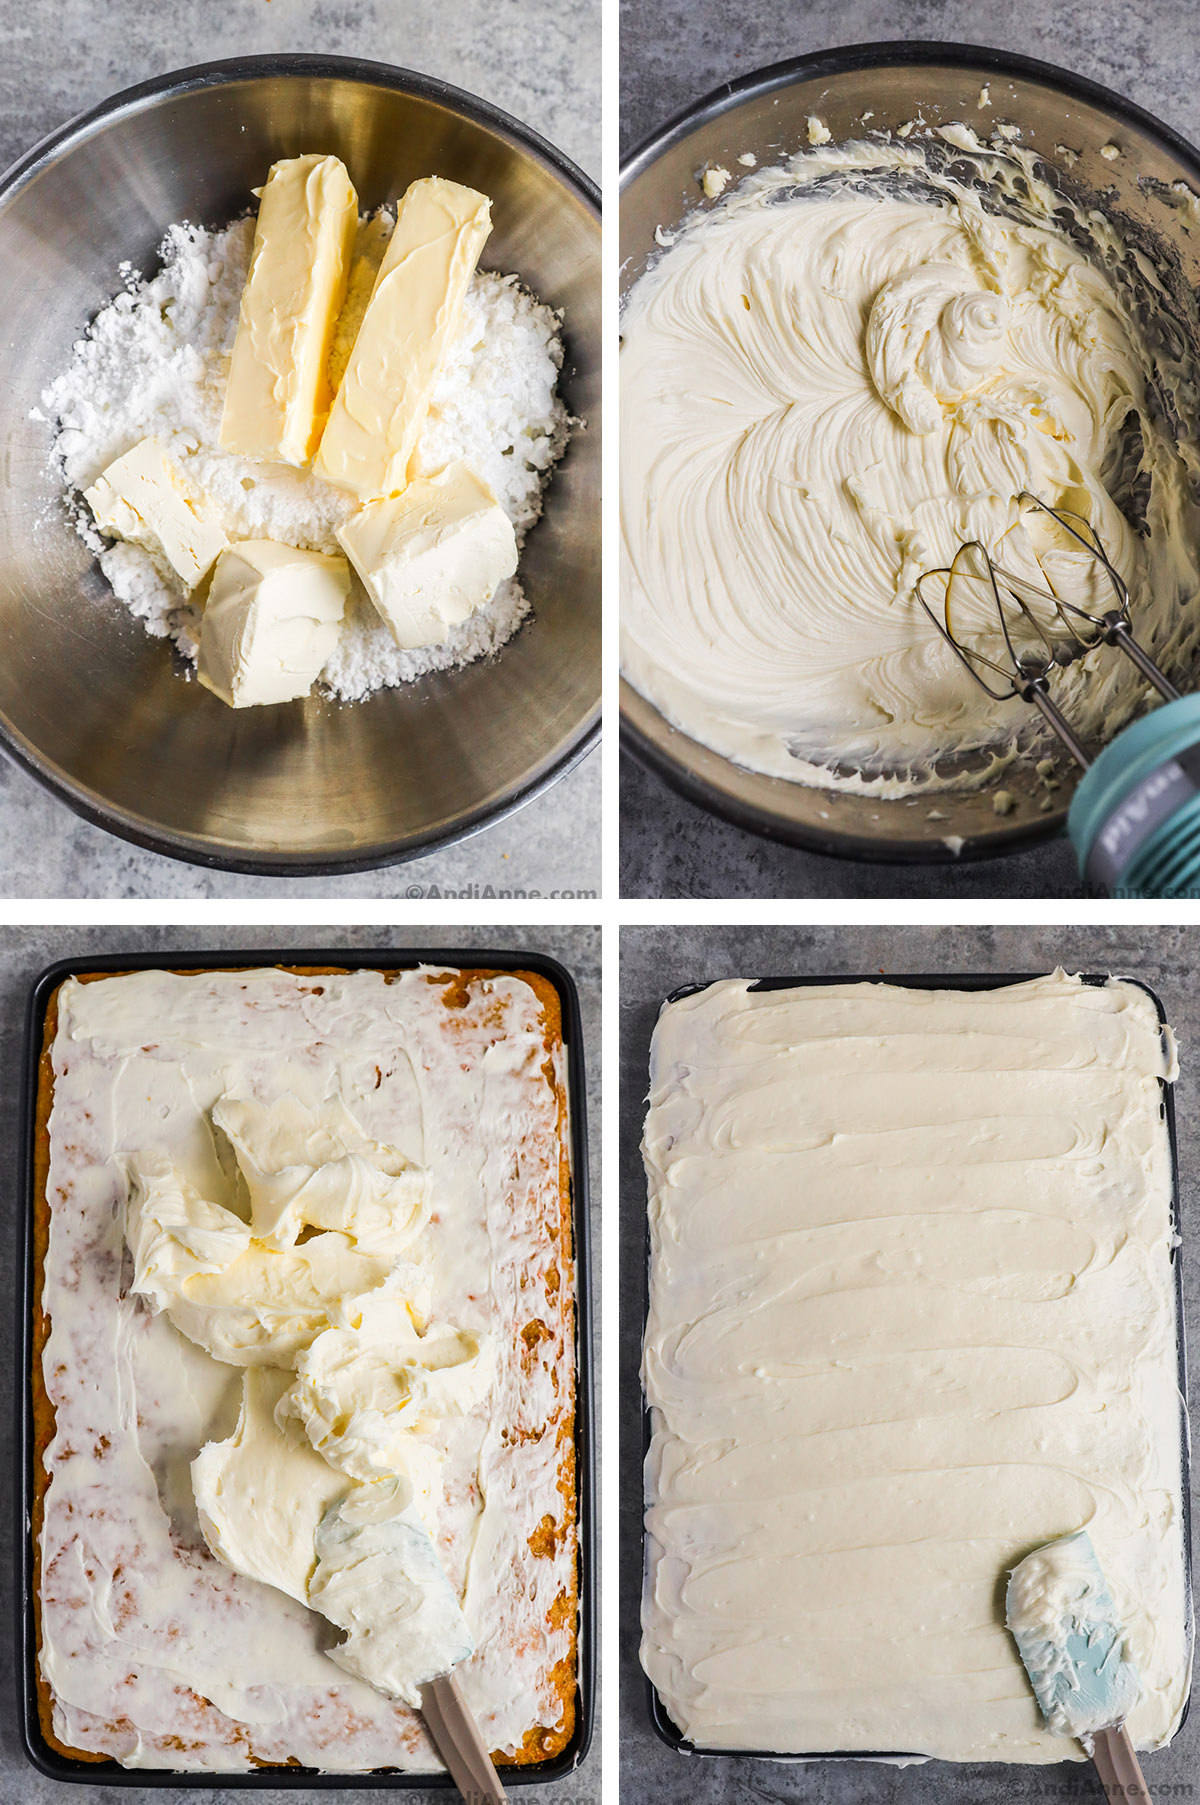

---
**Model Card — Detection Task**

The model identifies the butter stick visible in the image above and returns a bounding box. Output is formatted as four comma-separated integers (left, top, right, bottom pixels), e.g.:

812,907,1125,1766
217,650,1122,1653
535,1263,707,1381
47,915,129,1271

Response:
314,177,492,501
221,154,359,467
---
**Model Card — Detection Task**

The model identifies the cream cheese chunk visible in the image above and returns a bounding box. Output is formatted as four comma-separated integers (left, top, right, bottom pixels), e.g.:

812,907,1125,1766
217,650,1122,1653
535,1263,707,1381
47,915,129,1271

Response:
220,154,358,466
641,971,1189,1762
196,540,350,709
192,1367,350,1604
336,461,518,649
315,178,493,501
311,1486,475,1706
126,1178,395,1366
84,436,228,591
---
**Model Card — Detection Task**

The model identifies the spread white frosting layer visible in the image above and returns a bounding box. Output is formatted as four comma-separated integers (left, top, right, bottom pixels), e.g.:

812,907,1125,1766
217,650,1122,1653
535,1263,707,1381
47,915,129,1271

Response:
39,966,575,1772
641,971,1189,1760
620,132,1200,792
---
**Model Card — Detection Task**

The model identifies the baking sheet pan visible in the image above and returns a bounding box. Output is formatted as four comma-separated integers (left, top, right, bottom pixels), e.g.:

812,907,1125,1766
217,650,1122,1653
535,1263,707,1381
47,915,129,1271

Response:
640,970,1192,1761
17,948,595,1787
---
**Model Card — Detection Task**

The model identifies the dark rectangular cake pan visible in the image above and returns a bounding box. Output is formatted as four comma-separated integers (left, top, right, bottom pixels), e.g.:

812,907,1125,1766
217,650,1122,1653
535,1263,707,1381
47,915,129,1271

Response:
18,948,596,1786
641,970,1192,1762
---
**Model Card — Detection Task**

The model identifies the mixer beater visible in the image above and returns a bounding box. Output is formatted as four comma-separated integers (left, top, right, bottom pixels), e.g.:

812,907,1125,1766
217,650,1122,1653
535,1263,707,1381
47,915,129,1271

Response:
916,493,1200,896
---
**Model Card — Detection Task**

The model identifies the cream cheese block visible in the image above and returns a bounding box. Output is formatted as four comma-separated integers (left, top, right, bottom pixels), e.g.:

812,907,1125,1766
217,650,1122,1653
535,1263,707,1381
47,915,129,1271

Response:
84,436,228,591
197,540,350,709
641,971,1189,1762
220,154,358,466
337,461,518,648
315,177,493,501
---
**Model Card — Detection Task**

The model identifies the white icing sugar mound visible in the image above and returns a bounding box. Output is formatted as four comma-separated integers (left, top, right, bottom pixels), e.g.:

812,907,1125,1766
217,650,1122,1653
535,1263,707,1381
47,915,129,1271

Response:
41,215,570,702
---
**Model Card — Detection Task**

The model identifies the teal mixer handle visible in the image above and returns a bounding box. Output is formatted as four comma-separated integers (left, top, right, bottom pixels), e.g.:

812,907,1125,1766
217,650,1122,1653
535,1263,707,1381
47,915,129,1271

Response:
1069,694,1200,896
1062,609,1200,898
914,495,1199,897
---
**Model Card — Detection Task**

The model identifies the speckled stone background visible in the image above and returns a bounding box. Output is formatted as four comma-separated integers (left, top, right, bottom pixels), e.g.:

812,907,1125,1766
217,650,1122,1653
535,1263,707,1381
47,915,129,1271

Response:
620,924,1200,1803
0,0,599,900
618,0,1200,900
0,923,599,1804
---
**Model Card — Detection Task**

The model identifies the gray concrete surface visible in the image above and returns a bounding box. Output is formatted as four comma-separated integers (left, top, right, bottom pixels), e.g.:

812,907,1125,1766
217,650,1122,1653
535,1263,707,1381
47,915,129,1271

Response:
0,922,599,1803
620,925,1200,1802
620,754,1086,899
0,0,599,900
618,0,1200,899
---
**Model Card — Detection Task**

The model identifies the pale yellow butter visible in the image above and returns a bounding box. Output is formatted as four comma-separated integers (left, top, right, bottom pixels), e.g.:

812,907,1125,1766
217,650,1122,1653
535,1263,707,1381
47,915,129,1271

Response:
315,177,493,500
84,436,228,591
197,540,350,709
336,460,517,649
220,154,358,467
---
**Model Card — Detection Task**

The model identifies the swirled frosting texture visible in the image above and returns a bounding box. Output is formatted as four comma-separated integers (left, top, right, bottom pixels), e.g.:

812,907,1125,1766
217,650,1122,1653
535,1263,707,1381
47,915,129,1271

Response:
620,135,1200,790
38,967,575,1772
641,972,1189,1760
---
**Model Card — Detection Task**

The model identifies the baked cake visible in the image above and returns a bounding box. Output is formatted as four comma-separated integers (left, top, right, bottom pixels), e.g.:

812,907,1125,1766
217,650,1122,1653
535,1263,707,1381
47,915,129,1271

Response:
641,971,1189,1761
32,963,577,1773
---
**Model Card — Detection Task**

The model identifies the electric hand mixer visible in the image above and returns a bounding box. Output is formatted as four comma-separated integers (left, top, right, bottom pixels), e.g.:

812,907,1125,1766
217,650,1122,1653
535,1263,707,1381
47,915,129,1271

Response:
916,493,1200,895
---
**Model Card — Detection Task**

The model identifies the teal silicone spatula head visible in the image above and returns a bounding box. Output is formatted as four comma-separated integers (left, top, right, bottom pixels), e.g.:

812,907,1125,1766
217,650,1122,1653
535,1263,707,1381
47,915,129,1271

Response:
1006,1529,1138,1739
1007,1531,1153,1802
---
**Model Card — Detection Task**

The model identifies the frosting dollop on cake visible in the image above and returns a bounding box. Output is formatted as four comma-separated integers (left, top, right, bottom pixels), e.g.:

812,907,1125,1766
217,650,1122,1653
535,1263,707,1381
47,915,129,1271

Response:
125,1082,482,1703
286,1293,495,1482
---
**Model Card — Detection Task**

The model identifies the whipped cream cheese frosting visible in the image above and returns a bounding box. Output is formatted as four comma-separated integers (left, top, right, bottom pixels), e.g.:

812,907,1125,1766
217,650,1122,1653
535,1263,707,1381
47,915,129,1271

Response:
641,971,1189,1760
621,130,1200,792
37,966,575,1772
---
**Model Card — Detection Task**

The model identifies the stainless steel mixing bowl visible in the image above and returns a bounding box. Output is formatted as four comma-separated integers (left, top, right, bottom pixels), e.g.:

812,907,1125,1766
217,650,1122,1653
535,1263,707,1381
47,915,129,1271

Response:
620,42,1200,863
0,55,599,873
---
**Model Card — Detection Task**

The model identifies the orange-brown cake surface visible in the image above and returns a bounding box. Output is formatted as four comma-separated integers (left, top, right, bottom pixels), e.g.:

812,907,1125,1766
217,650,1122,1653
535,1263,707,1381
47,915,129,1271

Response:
33,963,577,1773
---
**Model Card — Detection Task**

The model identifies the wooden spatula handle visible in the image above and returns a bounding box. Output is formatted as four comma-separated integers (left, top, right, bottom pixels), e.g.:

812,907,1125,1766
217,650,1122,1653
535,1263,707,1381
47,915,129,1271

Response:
420,1672,509,1805
1092,1725,1152,1803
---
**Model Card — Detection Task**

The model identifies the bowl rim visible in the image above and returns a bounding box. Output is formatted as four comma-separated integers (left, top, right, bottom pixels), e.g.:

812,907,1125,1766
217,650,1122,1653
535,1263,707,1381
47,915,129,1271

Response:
618,37,1200,865
0,52,600,877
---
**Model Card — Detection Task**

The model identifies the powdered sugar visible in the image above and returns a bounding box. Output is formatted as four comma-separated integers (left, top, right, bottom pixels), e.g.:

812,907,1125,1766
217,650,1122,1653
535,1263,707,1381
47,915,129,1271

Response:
40,213,570,701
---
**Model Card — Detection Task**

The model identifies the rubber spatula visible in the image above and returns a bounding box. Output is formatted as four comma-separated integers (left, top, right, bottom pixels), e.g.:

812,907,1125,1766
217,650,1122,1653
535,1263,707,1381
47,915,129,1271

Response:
422,1674,508,1805
315,1499,508,1805
1006,1530,1151,1803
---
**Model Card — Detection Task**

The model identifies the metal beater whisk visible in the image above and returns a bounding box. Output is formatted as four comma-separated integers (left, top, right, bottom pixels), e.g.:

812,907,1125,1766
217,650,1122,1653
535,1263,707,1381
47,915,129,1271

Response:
916,492,1200,895
915,491,1179,768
